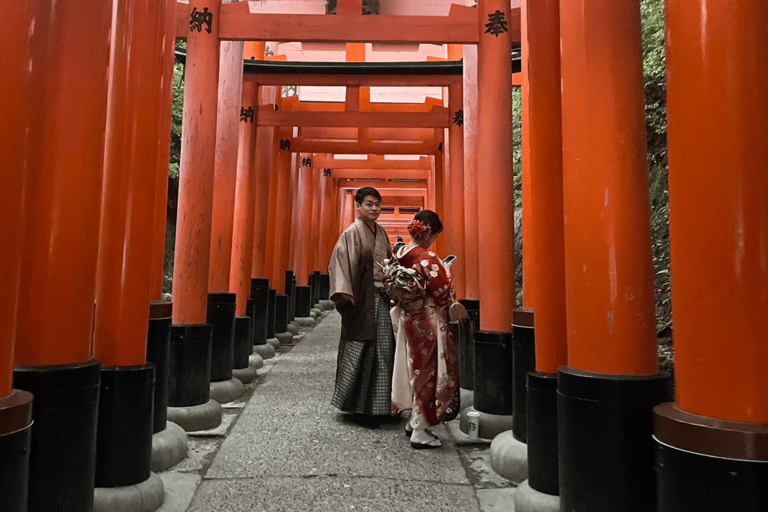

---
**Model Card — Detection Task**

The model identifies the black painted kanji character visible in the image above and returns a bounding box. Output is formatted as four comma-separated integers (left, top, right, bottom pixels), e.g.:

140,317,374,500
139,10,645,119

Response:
190,7,213,34
453,109,464,127
240,107,254,123
438,142,443,153
302,157,313,167
322,168,332,177
485,10,509,37
279,139,291,151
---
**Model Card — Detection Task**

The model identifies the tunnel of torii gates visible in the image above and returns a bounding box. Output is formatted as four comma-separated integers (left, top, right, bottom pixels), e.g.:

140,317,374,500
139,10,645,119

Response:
2,0,767,511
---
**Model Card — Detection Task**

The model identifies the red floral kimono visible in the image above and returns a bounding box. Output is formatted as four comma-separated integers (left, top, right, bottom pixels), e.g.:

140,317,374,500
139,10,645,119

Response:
390,245,460,427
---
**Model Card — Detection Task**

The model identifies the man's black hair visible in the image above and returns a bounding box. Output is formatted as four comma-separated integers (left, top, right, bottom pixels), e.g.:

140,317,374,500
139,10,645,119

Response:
355,187,382,204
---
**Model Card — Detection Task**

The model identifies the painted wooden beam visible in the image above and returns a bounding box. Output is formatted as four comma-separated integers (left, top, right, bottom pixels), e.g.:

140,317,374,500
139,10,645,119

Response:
312,155,432,169
256,108,450,128
293,138,439,155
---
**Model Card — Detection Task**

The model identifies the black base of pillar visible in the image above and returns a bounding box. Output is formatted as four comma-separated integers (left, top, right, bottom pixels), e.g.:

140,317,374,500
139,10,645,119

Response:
296,285,312,317
312,271,321,305
526,371,559,497
14,358,102,512
95,364,155,488
558,366,671,512
459,297,480,332
654,402,768,512
512,308,535,443
318,273,330,300
207,292,236,382
275,294,288,333
450,318,474,390
147,301,172,433
473,330,514,416
233,316,252,370
267,289,276,338
0,389,34,512
250,278,270,346
169,324,212,407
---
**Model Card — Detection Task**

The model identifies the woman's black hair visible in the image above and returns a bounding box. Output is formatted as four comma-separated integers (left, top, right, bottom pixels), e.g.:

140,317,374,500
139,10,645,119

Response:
354,187,382,204
414,209,443,236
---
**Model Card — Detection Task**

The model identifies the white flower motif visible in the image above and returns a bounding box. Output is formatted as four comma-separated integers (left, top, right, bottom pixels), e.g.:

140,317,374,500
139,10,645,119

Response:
431,264,439,271
420,259,429,267
430,271,439,278
428,251,436,257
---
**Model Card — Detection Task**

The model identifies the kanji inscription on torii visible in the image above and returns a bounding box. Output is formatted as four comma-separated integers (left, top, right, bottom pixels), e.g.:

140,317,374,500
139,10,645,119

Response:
453,109,464,127
322,168,332,177
485,10,509,37
302,157,313,167
190,7,213,34
279,139,291,151
240,107,254,123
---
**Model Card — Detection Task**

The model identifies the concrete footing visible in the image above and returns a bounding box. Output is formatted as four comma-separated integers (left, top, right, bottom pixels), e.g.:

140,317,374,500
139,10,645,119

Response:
319,299,334,310
248,353,264,369
514,480,560,512
266,337,280,349
209,377,245,404
460,388,474,411
232,365,258,384
167,399,222,432
294,316,314,327
93,472,164,512
253,343,276,359
459,406,514,440
287,323,299,335
276,332,294,345
150,421,188,472
490,430,528,484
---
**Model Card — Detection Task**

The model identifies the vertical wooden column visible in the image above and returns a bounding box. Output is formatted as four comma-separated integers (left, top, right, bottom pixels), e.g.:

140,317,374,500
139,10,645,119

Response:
654,2,768,509
251,82,275,281
294,157,315,285
462,45,480,299
477,0,514,331
513,0,567,506
270,129,294,293
557,1,670,511
1,4,35,510
263,129,282,286
447,83,466,297
92,0,168,490
149,0,179,301
172,0,221,325
230,72,259,317
309,164,323,273
433,143,446,255
13,1,112,509
319,168,337,266
209,40,245,293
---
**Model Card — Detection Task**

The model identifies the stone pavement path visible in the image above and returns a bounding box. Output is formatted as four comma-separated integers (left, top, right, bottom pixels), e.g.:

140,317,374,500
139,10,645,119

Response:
157,311,516,512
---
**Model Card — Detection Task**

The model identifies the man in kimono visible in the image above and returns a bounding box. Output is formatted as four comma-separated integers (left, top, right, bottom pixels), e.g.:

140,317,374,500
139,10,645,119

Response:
328,187,394,428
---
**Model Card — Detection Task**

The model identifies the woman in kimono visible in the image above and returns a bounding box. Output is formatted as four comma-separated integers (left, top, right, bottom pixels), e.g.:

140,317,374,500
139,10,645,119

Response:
390,210,460,449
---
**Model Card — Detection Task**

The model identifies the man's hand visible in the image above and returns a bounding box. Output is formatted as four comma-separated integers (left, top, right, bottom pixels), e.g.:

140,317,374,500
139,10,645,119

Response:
332,293,354,313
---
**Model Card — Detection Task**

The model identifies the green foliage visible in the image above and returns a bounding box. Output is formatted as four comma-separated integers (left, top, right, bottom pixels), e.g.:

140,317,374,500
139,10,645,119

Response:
512,87,523,209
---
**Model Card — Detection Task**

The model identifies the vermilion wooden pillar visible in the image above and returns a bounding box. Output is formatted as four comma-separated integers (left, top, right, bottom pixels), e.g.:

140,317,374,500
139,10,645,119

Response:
263,129,282,286
558,1,670,511
477,0,515,331
514,0,567,507
167,0,222,432
92,0,168,491
294,157,315,285
462,45,480,298
172,0,221,325
269,129,294,293
230,72,259,317
654,2,768,509
13,1,112,509
1,4,34,510
318,166,337,267
250,83,275,281
447,83,466,298
209,41,245,293
309,163,323,273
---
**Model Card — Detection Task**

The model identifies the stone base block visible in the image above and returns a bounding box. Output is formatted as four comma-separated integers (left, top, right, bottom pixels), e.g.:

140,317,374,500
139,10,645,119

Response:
309,311,318,319
93,472,164,512
319,299,335,310
295,316,314,327
248,353,264,370
514,480,560,512
167,400,222,433
150,421,188,472
253,343,276,359
287,323,299,335
276,332,294,346
460,388,474,411
232,365,258,384
266,338,280,349
490,430,528,484
459,406,514,440
209,377,245,404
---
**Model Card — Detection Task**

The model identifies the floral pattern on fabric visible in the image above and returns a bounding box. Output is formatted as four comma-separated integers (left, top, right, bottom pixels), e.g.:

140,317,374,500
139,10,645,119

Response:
390,245,459,426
